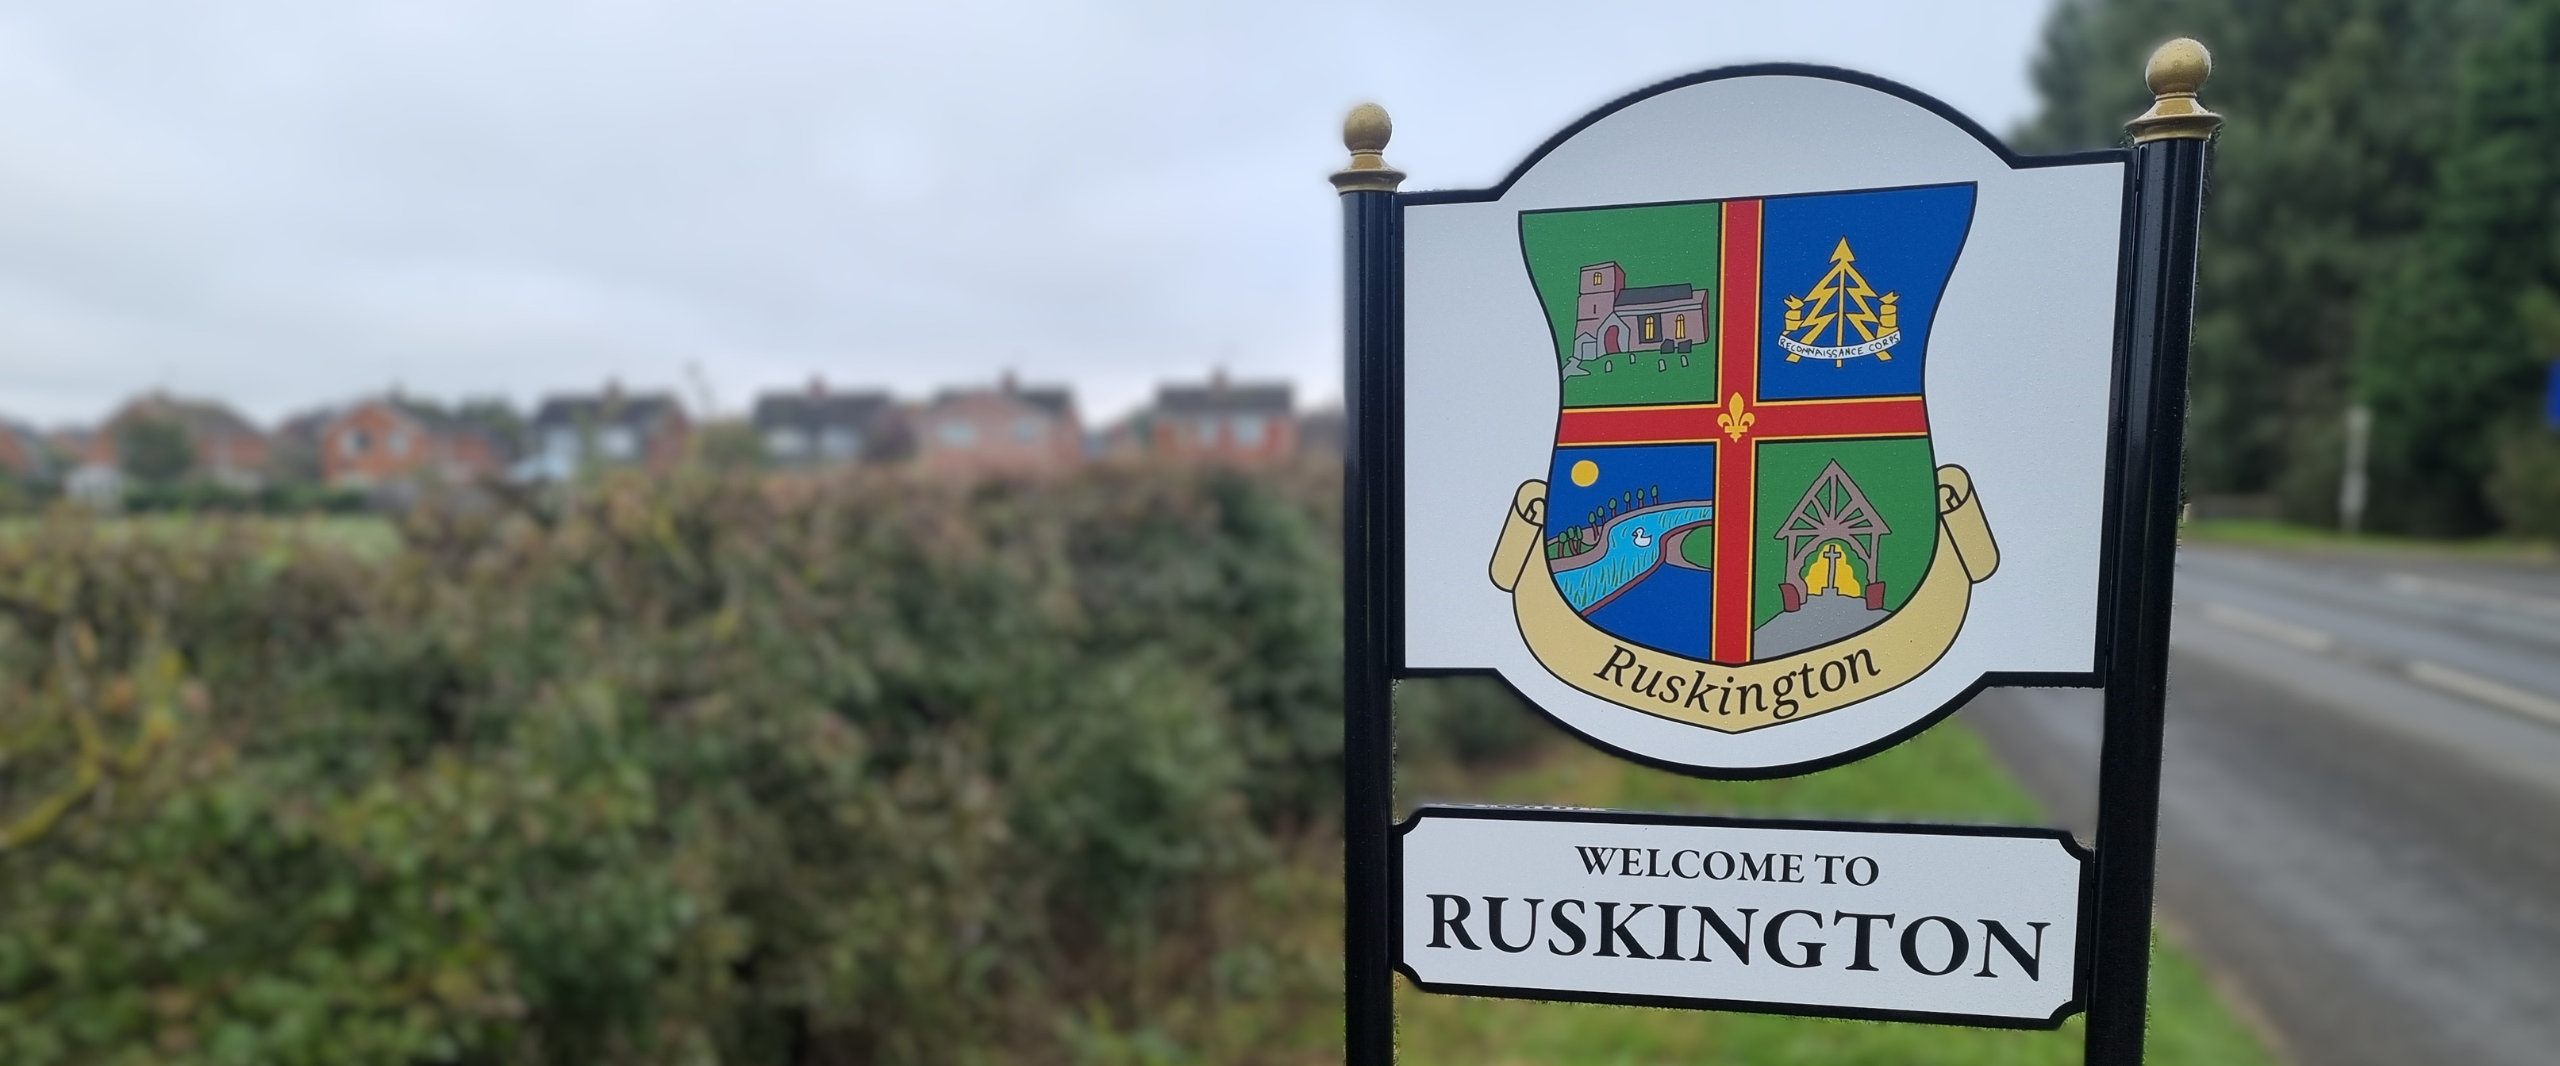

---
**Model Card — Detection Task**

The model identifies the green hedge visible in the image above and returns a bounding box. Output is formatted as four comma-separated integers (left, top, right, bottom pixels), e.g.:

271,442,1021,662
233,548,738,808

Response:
0,466,1401,1065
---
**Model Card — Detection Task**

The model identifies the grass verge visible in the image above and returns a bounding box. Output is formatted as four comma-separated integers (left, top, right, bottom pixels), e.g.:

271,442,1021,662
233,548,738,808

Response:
1394,720,2280,1066
2184,517,2555,563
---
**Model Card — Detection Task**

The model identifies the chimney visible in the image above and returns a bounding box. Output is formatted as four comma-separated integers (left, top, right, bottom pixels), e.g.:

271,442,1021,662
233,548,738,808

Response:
604,377,623,403
1211,366,1229,392
809,374,826,397
1000,369,1018,394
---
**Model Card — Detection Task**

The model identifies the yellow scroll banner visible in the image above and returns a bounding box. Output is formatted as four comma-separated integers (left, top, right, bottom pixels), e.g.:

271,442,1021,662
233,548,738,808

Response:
1487,465,1999,734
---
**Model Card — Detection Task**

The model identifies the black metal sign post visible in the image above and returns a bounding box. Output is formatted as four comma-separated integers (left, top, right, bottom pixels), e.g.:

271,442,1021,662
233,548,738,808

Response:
2084,40,2222,1066
1334,40,2218,1066
1332,102,1402,1066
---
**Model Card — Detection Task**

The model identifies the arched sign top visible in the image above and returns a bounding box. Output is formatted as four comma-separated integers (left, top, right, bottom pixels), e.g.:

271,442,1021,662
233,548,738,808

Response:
1403,63,2129,209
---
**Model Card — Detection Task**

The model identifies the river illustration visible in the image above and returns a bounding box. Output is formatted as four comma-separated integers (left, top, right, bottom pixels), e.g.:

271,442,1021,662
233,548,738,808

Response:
1549,503,1713,611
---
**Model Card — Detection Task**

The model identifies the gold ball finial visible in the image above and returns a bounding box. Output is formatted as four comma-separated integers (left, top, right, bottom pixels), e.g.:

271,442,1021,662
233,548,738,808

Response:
2145,38,2212,97
1331,102,1406,194
2128,37,2222,143
1344,103,1392,154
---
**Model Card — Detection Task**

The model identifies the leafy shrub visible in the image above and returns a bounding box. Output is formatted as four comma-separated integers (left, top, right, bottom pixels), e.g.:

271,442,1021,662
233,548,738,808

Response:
0,464,1361,1065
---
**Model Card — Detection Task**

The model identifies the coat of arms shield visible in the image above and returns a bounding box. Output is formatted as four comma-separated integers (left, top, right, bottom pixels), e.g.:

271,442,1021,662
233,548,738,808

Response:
1486,183,2002,734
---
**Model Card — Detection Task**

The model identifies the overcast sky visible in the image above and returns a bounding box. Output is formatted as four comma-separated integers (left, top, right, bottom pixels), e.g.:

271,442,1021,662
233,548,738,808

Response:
0,1,2063,428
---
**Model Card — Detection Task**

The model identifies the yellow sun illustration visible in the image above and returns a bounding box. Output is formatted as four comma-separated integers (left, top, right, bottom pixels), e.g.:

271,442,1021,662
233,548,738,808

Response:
1570,459,1599,487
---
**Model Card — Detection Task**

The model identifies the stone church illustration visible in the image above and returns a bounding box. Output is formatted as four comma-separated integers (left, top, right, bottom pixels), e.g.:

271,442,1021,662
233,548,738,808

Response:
1574,262,1709,364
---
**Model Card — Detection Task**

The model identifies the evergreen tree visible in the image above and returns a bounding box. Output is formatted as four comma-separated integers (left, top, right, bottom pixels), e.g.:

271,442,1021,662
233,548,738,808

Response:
2358,0,2560,532
2017,0,2501,523
116,416,195,486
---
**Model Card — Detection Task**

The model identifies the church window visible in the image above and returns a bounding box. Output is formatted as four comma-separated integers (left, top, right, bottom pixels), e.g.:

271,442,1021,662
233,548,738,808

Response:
1641,316,1658,341
1590,270,1604,286
1673,314,1688,340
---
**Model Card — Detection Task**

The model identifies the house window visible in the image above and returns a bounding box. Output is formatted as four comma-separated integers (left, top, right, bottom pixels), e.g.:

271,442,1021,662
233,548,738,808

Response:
1010,416,1045,443
765,428,808,457
1233,416,1265,447
545,428,578,461
819,427,859,458
387,430,409,456
599,427,638,460
341,430,368,457
939,420,979,447
1198,416,1221,444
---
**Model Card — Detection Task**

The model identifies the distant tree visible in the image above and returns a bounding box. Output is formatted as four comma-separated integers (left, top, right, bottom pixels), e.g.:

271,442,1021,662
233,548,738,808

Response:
690,420,767,472
116,416,195,486
2017,0,2506,523
2359,0,2560,532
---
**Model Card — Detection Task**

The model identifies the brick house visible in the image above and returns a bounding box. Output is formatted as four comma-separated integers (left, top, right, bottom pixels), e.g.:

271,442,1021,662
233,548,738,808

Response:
751,379,908,467
913,373,1081,477
520,386,690,480
78,392,271,489
319,398,513,487
1142,372,1296,465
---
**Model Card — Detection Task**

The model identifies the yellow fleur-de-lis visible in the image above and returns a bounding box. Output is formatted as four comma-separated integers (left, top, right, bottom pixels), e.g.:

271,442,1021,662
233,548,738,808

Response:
1716,392,1755,441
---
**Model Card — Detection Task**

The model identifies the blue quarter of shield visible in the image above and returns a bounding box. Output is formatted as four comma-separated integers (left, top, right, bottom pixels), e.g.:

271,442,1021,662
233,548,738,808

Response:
1543,442,1717,659
1757,184,1976,402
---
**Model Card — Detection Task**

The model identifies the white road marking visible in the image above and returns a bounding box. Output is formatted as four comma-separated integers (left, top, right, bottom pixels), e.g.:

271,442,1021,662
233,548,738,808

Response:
2199,602,2336,654
2405,660,2560,728
2383,572,2560,622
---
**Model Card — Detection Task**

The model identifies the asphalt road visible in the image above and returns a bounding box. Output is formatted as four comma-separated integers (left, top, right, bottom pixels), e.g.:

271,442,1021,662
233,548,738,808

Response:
1965,542,2560,1066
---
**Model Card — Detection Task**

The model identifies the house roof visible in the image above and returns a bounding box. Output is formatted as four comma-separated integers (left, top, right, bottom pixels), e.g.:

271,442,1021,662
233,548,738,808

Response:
1156,381,1292,417
1616,284,1700,306
751,390,896,432
930,383,1075,420
531,393,683,431
112,393,264,439
273,405,341,444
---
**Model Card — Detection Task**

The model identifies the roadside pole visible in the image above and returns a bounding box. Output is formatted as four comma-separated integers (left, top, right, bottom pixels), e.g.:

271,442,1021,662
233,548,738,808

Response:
2086,40,2222,1066
2341,405,2371,534
1333,103,1403,1066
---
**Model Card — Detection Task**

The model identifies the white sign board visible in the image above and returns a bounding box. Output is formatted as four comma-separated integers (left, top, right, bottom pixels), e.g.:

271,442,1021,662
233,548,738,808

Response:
1399,806,2086,1026
1400,72,2127,775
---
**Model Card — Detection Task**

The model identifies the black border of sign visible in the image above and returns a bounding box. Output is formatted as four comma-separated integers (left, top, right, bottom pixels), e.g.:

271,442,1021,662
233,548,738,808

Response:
1392,63,2136,782
1348,54,2211,1066
1391,804,2094,1030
